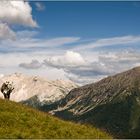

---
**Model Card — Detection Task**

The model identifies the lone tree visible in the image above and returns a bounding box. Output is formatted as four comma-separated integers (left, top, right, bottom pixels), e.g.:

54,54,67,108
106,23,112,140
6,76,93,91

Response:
1,81,14,100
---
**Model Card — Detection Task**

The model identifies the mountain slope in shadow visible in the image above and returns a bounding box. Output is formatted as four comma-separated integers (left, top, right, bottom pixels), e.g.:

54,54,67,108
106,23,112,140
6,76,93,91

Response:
48,66,140,138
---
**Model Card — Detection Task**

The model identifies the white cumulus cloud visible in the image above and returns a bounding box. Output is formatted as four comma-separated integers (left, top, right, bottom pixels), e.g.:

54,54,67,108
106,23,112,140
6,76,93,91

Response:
0,0,37,27
0,23,16,40
44,51,86,68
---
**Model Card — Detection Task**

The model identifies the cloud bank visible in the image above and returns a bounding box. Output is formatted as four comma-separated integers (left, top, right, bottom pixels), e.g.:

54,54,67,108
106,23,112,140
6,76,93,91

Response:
18,50,140,84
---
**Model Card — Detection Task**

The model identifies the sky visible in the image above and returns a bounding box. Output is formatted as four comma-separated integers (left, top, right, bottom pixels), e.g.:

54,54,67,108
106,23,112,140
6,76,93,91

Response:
0,1,140,85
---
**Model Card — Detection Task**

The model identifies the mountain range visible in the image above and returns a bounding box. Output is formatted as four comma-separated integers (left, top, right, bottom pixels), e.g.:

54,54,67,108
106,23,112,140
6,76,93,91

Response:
46,66,140,138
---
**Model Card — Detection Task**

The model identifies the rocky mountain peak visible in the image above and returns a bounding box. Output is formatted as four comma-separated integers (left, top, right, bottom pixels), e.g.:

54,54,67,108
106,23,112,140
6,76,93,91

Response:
0,73,78,103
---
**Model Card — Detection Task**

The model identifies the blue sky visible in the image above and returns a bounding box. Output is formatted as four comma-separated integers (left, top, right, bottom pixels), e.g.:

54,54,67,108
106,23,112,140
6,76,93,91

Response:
0,1,140,84
30,2,140,39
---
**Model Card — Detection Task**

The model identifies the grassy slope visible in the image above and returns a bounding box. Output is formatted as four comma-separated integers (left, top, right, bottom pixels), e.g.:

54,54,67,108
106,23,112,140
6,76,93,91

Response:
0,99,112,139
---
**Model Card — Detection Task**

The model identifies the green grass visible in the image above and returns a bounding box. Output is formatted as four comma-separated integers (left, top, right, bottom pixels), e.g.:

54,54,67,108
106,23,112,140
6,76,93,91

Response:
0,99,112,139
